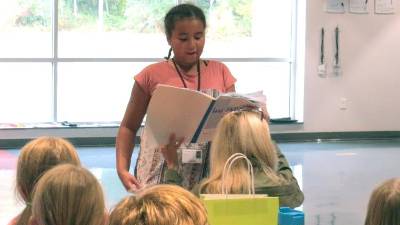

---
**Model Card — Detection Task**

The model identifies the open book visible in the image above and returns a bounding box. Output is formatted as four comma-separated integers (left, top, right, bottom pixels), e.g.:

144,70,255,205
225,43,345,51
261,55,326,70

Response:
145,84,266,145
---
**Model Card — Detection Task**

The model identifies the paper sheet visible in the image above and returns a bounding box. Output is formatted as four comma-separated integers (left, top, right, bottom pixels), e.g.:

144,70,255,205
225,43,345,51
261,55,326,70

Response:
326,0,346,13
349,0,369,13
375,0,395,14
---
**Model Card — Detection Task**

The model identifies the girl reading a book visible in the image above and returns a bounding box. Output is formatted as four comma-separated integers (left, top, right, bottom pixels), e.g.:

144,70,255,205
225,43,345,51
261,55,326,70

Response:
116,3,236,191
161,110,304,208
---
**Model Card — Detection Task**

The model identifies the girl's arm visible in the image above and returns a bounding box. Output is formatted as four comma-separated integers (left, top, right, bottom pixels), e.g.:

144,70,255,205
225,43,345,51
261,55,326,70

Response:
116,83,150,191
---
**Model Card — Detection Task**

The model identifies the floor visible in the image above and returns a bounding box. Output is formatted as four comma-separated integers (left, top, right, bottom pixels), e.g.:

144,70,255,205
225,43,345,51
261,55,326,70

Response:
1,139,400,225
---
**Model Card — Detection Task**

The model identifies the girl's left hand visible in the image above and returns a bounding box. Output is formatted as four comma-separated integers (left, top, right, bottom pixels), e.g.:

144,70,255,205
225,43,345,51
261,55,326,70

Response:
160,133,184,169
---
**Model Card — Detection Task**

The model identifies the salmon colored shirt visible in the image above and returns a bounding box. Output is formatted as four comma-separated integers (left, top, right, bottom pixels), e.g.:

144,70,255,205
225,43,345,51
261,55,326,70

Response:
7,216,19,225
134,60,236,95
133,59,236,188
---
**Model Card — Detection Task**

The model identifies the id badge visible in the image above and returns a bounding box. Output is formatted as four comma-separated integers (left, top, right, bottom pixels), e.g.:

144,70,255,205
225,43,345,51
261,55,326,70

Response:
181,149,202,164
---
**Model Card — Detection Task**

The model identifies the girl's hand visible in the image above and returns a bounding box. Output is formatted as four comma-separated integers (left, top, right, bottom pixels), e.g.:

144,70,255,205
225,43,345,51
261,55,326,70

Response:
117,168,143,192
160,133,184,169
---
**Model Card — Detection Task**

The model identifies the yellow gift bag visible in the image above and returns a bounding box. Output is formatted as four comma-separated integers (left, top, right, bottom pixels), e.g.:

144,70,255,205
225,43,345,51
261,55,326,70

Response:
201,153,279,225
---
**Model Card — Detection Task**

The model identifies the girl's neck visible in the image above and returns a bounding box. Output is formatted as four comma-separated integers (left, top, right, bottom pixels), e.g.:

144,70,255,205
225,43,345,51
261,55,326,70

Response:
172,58,199,75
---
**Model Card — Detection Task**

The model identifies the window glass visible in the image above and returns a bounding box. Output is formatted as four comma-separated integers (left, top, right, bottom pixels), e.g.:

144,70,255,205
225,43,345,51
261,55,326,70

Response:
58,0,292,59
204,0,293,58
0,1,52,57
0,63,53,122
226,62,291,119
58,0,175,58
57,62,147,122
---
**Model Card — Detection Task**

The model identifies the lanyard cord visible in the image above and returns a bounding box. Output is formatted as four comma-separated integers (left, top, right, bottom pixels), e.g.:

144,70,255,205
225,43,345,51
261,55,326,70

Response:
171,58,201,91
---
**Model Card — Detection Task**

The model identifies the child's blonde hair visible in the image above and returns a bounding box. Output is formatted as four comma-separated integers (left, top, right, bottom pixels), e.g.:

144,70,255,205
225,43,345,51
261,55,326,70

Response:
109,184,208,225
365,178,400,225
200,111,279,194
31,164,105,225
15,136,80,225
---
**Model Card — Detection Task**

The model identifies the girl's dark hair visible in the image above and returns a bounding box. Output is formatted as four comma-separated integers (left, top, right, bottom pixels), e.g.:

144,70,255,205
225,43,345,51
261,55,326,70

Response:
164,4,206,59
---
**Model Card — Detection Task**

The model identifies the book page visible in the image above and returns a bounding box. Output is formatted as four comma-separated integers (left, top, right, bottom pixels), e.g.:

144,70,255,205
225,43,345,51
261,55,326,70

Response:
145,85,214,145
225,91,267,109
195,92,264,143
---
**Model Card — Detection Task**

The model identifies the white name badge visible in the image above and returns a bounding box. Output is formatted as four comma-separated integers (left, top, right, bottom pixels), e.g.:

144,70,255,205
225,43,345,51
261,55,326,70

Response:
182,149,202,164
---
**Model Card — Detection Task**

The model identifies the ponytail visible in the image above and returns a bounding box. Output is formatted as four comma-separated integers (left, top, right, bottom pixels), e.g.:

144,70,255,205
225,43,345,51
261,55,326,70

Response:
164,47,173,60
15,205,32,225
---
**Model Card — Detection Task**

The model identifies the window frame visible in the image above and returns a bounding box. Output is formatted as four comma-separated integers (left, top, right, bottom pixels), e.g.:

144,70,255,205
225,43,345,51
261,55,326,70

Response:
0,0,301,123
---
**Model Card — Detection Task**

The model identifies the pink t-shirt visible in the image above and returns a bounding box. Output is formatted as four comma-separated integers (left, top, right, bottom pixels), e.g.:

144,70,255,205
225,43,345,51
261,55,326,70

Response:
134,60,236,96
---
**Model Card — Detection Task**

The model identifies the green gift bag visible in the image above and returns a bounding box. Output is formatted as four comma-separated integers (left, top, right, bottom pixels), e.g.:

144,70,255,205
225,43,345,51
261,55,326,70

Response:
202,194,279,225
201,153,279,225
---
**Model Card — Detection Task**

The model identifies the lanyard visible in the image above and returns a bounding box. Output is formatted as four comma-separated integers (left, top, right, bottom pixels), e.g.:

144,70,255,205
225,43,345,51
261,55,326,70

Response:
172,58,201,91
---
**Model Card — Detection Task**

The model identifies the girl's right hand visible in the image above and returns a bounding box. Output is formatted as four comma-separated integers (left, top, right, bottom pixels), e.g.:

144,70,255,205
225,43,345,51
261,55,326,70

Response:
160,133,184,170
118,170,142,192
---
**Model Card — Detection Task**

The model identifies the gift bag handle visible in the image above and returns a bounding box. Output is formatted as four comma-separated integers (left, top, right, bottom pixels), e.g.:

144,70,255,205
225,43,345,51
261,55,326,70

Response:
221,153,255,196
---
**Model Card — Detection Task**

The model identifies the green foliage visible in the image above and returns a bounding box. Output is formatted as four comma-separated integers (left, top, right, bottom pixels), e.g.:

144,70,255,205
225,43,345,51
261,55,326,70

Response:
108,0,127,16
229,0,252,36
104,14,126,30
15,0,51,29
15,0,252,36
122,0,175,33
58,0,95,30
196,0,211,16
59,10,97,30
210,0,252,38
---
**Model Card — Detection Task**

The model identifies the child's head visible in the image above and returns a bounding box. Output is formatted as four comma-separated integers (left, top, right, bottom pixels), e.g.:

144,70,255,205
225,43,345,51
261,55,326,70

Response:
16,136,80,202
164,4,206,64
109,184,208,225
200,110,278,194
31,164,105,225
365,178,400,225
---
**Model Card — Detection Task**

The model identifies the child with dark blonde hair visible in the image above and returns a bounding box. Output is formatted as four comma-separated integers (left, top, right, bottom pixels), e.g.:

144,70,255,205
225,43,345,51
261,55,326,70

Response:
9,136,81,225
109,184,208,225
31,164,106,225
364,178,400,225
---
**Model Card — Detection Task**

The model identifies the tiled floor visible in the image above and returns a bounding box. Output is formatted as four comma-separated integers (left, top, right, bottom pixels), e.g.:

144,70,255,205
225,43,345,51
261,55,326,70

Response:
1,139,400,225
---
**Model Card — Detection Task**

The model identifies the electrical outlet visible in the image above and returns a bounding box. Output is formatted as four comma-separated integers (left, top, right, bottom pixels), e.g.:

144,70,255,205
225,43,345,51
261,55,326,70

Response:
333,64,342,76
318,64,327,77
339,97,347,110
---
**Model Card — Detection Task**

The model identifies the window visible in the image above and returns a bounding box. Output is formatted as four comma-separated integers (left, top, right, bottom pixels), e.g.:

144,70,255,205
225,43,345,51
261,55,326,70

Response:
0,0,301,123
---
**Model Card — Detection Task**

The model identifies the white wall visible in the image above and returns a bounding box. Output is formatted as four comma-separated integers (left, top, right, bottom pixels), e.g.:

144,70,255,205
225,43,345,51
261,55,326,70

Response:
302,0,400,132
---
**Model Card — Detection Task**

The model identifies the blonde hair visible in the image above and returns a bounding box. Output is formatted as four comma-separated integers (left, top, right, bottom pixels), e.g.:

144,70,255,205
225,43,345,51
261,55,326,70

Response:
15,136,80,225
31,164,106,225
365,178,400,225
199,111,278,194
109,184,208,225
